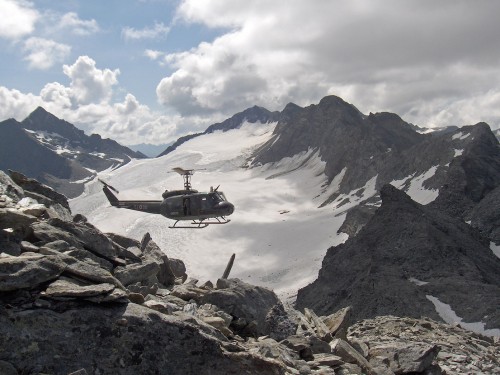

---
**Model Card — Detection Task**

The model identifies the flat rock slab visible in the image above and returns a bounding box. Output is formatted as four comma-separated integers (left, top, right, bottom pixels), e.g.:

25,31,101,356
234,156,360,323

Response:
0,255,66,292
43,278,115,298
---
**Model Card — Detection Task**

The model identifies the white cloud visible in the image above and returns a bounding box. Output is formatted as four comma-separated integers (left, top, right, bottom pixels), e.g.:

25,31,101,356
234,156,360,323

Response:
155,0,500,129
62,56,119,104
23,37,71,70
122,22,170,41
0,55,201,145
0,0,38,39
144,49,163,60
58,12,99,36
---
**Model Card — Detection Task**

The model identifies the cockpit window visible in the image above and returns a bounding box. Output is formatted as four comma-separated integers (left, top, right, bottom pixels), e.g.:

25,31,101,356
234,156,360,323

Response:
209,192,226,202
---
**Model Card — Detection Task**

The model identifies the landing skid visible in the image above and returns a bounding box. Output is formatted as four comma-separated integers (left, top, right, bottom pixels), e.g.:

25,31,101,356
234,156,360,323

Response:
169,217,231,229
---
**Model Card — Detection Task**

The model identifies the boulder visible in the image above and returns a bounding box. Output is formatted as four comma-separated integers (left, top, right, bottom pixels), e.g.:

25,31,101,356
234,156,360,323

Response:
113,261,159,286
330,338,375,375
65,248,113,272
369,343,440,374
201,278,293,338
31,221,84,249
0,208,37,238
0,254,66,291
43,277,116,299
141,235,176,286
0,171,24,202
47,218,118,261
9,170,70,210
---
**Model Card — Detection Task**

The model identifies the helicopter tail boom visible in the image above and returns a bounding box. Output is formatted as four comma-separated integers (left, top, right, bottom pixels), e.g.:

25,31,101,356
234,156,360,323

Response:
100,181,162,214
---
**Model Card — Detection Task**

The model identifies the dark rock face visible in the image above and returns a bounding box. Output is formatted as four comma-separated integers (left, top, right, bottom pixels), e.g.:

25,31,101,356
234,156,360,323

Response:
468,184,500,243
0,303,285,375
252,96,424,196
296,184,500,329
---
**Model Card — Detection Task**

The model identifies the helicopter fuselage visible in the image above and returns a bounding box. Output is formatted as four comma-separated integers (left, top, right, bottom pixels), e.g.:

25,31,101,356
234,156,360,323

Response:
102,184,234,221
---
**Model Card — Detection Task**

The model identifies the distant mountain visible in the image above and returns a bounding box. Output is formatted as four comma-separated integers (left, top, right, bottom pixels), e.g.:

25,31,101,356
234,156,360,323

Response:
0,107,146,197
127,143,170,157
296,184,500,329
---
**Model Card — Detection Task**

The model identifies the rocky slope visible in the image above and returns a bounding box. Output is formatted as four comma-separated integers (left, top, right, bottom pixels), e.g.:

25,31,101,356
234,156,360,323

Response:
0,107,145,198
249,96,500,227
2,172,498,374
296,184,500,332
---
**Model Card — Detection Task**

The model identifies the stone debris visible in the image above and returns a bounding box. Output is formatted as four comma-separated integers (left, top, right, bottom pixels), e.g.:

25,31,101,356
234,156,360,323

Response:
1,172,499,374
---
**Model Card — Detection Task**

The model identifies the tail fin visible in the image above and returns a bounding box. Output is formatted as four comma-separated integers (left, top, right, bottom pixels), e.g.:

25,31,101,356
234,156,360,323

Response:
99,179,119,206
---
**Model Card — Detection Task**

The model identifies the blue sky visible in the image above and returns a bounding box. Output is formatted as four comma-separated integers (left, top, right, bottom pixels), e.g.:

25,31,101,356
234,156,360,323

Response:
1,0,500,146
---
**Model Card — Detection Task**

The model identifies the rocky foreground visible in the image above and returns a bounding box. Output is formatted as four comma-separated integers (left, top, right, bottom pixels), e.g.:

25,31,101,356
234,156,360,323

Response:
1,171,499,375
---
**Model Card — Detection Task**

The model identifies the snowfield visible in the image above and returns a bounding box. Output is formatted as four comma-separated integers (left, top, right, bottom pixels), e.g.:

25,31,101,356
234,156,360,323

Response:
71,122,349,299
70,121,460,302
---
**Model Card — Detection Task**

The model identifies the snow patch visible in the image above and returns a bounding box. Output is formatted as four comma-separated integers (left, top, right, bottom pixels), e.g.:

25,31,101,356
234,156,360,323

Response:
454,149,464,157
330,174,378,214
452,132,470,141
391,166,439,205
409,277,428,286
490,242,500,259
426,295,500,337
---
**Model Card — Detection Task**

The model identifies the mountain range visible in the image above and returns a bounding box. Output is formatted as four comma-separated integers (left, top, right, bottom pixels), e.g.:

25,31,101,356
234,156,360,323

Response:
2,95,499,336
0,107,145,198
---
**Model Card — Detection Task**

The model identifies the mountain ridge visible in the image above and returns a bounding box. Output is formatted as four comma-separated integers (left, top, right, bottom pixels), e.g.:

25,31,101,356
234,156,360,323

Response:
0,107,146,198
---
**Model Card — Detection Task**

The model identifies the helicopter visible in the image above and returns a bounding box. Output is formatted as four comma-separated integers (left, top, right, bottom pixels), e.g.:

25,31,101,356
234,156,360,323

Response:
99,167,234,229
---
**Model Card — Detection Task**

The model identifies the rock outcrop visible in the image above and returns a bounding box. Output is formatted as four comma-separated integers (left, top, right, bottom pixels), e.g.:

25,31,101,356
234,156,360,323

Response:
1,174,499,374
297,184,500,330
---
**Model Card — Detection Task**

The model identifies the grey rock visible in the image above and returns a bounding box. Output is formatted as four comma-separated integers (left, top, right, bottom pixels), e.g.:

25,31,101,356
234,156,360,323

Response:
65,248,114,272
9,170,71,210
113,261,159,286
56,252,125,290
43,277,115,299
47,218,118,261
201,278,289,338
42,239,71,252
0,254,66,291
322,306,352,340
107,232,140,249
142,237,176,286
0,304,292,375
348,316,500,375
330,338,375,375
127,282,158,297
297,185,500,329
0,171,24,202
0,208,37,238
369,343,440,374
143,299,173,314
169,257,187,281
171,282,208,302
31,221,84,249
20,240,39,253
0,360,18,375
0,240,21,256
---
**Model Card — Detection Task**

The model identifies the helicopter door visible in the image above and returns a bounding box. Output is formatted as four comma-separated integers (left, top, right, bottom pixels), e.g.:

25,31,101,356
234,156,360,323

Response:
182,197,191,216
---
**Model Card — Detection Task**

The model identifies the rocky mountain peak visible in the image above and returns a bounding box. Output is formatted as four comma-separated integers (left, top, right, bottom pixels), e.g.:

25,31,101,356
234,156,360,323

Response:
380,183,417,206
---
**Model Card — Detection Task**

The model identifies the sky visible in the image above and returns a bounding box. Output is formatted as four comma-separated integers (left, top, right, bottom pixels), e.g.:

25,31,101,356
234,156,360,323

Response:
1,0,500,146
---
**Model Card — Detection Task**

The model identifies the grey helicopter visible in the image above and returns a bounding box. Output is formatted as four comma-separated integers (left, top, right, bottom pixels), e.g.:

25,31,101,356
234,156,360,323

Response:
99,167,234,229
